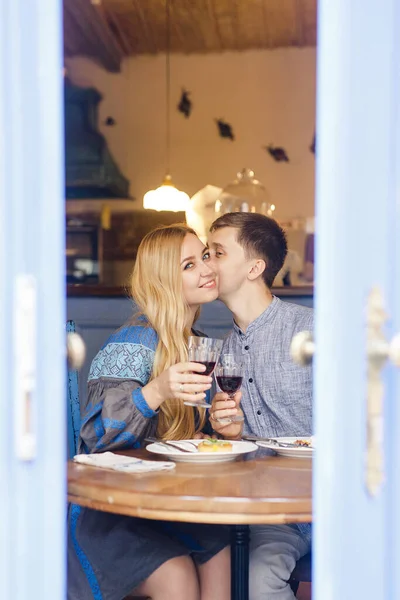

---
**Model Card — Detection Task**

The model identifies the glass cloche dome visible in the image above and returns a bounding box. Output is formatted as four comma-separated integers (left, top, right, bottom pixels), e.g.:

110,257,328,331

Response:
215,168,275,217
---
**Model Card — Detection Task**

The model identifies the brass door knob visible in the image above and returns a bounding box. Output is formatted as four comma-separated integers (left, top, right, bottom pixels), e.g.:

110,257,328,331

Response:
290,331,315,366
67,332,86,371
368,332,400,368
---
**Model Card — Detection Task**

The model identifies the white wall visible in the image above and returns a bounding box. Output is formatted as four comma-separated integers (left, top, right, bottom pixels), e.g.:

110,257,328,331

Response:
66,48,316,221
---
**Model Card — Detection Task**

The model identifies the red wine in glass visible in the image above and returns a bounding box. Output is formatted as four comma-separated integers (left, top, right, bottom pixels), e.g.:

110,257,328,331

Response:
215,356,244,423
194,361,216,376
184,336,223,409
216,375,243,394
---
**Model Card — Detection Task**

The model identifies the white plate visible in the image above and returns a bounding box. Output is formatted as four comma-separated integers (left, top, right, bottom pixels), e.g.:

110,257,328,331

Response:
146,439,258,463
256,437,314,459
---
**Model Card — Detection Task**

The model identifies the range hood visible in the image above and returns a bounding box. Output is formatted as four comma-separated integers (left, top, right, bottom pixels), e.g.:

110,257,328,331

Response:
64,80,130,199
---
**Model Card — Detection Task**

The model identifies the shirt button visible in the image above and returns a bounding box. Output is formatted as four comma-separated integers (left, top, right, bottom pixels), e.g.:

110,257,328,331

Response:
249,378,253,383
244,345,249,350
257,410,262,416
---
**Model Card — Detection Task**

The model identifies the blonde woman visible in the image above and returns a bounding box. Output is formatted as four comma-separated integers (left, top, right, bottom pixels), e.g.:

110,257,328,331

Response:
68,224,230,600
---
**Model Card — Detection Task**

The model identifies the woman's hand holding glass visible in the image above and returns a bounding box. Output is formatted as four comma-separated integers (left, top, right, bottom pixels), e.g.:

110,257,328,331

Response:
142,362,213,410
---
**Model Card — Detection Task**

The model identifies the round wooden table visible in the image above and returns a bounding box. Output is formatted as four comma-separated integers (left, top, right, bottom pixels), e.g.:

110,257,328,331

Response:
68,448,312,600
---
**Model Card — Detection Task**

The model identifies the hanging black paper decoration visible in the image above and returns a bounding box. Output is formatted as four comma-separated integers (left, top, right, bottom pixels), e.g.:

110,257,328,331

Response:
177,89,192,118
104,116,116,126
216,119,235,140
264,144,289,162
310,133,316,155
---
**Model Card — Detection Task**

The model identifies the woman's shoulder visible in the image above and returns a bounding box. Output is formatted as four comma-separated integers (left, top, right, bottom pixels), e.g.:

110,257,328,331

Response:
104,322,158,351
88,323,157,383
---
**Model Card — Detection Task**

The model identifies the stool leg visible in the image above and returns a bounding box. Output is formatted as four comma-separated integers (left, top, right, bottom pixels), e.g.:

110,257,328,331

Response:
231,525,250,600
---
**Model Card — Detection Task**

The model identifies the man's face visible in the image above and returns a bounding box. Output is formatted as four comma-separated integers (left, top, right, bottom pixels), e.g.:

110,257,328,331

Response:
208,227,252,302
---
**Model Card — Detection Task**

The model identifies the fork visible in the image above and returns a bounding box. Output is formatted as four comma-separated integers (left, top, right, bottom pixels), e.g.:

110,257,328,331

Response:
144,437,198,453
242,436,301,448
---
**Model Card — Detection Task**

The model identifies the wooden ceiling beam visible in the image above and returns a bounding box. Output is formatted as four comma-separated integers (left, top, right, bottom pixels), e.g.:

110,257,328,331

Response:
64,0,125,72
169,2,190,54
294,0,305,47
63,10,81,55
232,0,243,50
129,0,159,53
95,4,133,56
172,0,212,53
235,0,266,50
302,0,317,46
262,0,273,48
209,0,225,50
195,0,221,52
64,0,317,60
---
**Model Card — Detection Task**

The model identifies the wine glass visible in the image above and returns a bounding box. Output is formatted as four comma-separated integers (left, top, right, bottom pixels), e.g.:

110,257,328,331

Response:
215,354,245,423
183,336,223,409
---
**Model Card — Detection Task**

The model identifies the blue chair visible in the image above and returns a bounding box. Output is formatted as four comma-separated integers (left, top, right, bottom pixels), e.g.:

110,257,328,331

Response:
66,321,149,600
67,320,81,458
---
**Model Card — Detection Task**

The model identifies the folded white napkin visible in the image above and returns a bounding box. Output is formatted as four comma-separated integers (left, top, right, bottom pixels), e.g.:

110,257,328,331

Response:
73,451,176,473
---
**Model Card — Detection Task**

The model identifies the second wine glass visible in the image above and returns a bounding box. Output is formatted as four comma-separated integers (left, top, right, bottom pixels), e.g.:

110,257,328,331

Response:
215,354,245,423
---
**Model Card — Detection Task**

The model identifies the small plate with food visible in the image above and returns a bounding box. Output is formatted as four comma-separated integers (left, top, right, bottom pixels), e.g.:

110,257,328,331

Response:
146,438,258,463
254,437,314,459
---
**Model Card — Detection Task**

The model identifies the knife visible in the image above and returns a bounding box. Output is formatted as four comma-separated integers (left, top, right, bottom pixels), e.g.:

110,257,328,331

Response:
242,436,302,448
145,437,198,453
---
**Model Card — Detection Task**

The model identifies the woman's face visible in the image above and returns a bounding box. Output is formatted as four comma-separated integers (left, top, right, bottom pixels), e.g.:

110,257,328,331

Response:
180,233,218,307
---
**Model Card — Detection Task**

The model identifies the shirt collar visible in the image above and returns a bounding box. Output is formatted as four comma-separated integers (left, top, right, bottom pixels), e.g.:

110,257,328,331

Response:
233,295,281,337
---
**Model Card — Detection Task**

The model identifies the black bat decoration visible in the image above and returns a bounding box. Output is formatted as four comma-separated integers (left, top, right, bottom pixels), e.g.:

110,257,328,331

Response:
216,119,235,141
264,144,289,162
104,116,116,126
310,133,316,155
177,89,192,118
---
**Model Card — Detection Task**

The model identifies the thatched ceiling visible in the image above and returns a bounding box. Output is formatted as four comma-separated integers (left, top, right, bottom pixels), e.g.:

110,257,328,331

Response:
64,0,317,72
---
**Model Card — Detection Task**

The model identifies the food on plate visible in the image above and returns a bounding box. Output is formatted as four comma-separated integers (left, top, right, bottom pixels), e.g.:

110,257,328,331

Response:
294,439,312,447
197,438,233,452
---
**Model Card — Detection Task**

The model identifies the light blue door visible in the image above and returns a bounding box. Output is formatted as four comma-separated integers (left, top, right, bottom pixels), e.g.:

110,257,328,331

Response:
315,0,400,598
0,0,66,599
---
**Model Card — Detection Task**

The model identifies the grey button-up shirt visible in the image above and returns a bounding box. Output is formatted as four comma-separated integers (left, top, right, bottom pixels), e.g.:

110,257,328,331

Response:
222,296,313,542
222,296,313,438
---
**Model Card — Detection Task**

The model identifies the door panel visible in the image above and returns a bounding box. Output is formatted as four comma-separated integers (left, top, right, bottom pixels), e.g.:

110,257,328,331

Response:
315,0,399,598
0,0,66,598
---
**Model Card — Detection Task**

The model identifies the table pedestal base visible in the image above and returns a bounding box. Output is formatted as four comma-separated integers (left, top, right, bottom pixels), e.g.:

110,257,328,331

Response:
231,524,250,600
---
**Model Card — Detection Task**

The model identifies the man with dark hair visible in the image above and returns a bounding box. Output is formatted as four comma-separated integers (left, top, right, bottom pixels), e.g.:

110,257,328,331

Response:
208,212,312,600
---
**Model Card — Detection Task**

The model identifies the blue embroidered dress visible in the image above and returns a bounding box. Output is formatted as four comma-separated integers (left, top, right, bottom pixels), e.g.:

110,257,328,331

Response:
68,324,228,600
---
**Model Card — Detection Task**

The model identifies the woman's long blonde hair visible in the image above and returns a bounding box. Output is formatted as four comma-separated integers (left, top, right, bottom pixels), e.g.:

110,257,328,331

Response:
131,224,206,440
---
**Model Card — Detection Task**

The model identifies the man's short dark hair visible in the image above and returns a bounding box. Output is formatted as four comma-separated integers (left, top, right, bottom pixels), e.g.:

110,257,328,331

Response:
210,212,288,288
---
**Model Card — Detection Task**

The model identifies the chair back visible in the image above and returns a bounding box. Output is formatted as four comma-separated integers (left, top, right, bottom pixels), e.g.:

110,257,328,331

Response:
67,320,81,458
